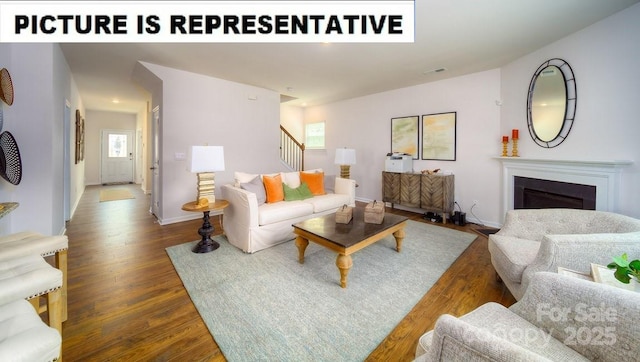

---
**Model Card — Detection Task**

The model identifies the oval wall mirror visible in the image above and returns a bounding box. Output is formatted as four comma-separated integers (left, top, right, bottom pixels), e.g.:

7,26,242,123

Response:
526,58,576,148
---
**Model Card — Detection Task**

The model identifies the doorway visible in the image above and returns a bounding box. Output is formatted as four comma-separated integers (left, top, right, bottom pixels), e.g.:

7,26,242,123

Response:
101,129,135,184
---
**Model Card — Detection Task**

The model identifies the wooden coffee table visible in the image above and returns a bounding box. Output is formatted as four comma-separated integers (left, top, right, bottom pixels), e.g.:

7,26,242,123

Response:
293,207,408,288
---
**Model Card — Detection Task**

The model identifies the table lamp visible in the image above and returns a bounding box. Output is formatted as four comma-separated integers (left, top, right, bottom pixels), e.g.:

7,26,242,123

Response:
334,148,356,179
189,145,225,205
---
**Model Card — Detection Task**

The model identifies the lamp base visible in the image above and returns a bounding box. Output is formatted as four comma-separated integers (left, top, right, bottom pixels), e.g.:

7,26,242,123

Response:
193,239,220,253
192,210,220,253
339,165,351,179
197,172,216,204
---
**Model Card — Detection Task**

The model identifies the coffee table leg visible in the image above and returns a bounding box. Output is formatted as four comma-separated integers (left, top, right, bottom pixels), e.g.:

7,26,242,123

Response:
393,228,405,252
336,254,353,288
295,236,309,263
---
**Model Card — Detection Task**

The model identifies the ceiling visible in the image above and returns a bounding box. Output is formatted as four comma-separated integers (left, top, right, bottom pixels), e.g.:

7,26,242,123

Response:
59,0,638,114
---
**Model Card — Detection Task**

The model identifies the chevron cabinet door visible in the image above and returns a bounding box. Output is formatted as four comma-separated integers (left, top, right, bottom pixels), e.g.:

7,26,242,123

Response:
421,174,455,214
382,171,400,204
400,173,421,208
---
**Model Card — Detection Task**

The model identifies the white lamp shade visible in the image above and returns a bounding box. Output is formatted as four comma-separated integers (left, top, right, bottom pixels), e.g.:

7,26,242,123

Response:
189,146,225,173
334,148,356,165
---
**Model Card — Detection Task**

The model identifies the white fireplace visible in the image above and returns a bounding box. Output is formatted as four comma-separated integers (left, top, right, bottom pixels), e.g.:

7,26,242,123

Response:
496,157,632,214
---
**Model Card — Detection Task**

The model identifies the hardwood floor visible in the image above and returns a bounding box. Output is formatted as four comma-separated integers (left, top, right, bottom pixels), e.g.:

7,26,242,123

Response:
61,184,515,361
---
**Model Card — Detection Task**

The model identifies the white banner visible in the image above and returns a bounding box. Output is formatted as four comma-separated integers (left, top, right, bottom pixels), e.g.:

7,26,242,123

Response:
0,1,415,43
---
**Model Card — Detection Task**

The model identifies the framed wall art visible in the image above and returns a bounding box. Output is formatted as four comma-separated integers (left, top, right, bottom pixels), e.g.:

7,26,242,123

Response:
390,115,419,159
80,117,85,161
75,110,85,164
422,112,456,161
75,109,81,164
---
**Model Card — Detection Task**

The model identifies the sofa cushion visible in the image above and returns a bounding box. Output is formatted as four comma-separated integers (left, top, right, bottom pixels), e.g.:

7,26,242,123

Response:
283,182,313,201
240,176,266,205
300,171,325,196
280,171,301,188
263,174,285,203
258,201,314,226
234,171,259,187
303,193,351,213
488,235,540,283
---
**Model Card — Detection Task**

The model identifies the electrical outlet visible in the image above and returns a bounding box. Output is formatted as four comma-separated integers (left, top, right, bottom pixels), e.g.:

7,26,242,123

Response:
473,199,479,206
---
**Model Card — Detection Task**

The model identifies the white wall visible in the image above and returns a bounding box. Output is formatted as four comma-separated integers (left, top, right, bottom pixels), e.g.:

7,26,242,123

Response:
280,104,304,141
135,109,149,191
84,110,137,185
0,43,85,236
304,69,502,226
302,3,640,225
501,3,640,218
138,62,282,224
132,61,163,208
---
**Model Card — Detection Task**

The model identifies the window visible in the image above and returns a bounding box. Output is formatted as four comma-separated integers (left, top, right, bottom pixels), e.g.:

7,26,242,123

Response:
108,134,128,158
305,122,325,149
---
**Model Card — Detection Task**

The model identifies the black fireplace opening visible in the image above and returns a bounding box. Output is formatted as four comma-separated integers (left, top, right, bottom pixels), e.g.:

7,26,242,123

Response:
514,176,596,210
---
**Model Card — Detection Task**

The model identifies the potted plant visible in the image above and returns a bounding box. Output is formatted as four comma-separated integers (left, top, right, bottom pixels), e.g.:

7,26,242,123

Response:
607,253,640,284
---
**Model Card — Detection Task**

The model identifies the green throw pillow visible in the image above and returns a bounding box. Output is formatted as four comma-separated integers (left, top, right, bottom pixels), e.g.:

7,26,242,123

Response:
283,182,314,201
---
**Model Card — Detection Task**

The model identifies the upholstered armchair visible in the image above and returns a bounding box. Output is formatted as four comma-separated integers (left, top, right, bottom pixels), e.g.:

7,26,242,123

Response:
415,272,640,361
488,208,640,300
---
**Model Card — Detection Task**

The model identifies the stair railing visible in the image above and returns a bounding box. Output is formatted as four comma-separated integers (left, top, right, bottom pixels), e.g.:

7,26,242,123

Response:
280,125,305,171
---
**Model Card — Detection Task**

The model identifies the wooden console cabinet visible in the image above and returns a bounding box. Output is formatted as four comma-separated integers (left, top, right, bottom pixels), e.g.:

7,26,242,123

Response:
382,171,455,222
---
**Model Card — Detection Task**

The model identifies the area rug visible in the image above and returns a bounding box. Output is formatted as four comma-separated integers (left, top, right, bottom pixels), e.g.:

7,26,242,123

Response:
99,188,135,202
166,220,476,361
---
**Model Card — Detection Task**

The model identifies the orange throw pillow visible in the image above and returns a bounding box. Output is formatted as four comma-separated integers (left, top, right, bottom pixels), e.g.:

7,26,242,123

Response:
263,174,284,203
300,171,325,196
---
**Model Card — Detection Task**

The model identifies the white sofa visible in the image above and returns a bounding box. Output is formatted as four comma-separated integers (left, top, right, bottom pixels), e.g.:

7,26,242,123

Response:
221,171,356,253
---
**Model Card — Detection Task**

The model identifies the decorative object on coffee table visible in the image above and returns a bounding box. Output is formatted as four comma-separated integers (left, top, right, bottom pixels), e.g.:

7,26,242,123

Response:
335,204,352,224
364,200,384,224
182,199,229,253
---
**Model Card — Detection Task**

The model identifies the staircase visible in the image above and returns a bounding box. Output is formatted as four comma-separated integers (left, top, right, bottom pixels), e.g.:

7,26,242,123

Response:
280,125,305,171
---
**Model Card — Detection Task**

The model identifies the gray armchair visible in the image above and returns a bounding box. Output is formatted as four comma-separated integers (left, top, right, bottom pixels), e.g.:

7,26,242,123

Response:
415,272,640,361
488,209,640,300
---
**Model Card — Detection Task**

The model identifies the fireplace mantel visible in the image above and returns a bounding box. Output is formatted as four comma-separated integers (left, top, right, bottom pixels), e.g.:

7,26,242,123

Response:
494,157,633,215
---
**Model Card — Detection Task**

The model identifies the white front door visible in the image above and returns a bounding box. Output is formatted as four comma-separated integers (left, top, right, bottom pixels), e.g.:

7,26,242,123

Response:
101,129,135,184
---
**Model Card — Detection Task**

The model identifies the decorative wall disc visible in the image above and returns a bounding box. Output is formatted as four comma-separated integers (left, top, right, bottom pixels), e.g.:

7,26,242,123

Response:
0,68,14,106
0,131,22,185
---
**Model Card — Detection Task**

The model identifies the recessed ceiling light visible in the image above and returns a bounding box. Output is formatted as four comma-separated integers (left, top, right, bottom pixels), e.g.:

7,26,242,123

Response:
112,98,120,104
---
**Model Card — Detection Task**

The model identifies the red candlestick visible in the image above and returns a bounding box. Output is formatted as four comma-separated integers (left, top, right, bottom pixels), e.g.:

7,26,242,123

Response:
512,129,519,139
502,136,508,142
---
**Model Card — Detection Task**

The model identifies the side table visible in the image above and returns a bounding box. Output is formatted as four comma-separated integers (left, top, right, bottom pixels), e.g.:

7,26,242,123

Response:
182,199,229,253
558,265,640,293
